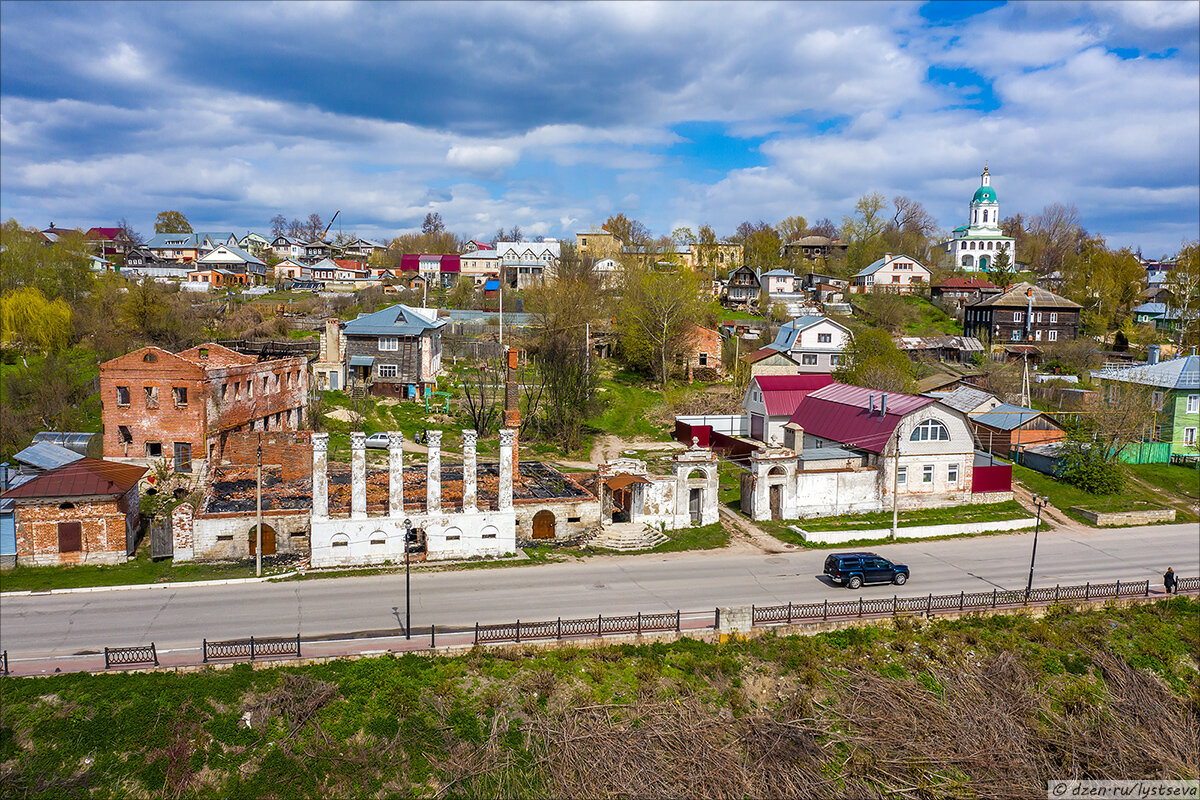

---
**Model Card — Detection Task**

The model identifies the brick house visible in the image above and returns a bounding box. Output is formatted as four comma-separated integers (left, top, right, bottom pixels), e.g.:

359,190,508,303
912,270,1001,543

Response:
99,343,308,470
680,324,722,381
0,458,146,566
342,304,446,399
963,282,1082,346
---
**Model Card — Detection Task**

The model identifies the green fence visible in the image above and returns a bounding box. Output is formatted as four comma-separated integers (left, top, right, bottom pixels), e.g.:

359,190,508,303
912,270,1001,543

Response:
1117,442,1172,464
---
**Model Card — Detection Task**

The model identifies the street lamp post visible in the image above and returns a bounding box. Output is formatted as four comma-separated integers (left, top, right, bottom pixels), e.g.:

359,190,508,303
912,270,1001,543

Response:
1025,494,1049,596
403,518,412,639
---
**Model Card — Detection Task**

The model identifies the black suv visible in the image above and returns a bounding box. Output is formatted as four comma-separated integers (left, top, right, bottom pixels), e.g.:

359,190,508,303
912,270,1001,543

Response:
823,552,910,590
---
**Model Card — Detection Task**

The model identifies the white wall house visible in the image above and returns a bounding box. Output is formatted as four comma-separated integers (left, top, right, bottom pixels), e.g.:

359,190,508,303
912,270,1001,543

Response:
761,315,851,372
851,253,931,294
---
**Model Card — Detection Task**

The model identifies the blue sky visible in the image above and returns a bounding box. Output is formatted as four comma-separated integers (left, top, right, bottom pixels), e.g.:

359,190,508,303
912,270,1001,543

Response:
1,0,1197,256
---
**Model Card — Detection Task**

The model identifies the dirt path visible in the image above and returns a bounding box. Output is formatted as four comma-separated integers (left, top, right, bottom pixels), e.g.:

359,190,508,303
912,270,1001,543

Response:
1124,473,1198,519
719,506,794,554
1011,482,1087,533
588,434,684,465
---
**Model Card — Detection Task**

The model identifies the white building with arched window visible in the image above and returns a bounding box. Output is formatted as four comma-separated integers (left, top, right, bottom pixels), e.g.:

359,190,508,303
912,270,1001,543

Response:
940,166,1017,272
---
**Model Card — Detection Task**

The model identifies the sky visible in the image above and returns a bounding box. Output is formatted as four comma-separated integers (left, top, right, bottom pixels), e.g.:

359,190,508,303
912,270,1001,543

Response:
1,0,1197,257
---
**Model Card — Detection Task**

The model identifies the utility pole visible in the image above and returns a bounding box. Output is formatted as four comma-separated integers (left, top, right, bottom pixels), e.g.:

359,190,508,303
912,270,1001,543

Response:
499,276,504,345
255,433,263,577
889,438,900,540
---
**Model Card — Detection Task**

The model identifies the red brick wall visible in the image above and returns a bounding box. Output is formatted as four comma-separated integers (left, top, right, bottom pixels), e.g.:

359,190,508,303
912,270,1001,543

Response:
217,430,313,481
203,357,309,443
99,347,207,460
14,496,132,565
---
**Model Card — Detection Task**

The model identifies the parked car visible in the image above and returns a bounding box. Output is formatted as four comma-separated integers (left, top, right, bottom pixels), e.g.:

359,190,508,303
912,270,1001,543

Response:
823,552,910,589
364,432,391,449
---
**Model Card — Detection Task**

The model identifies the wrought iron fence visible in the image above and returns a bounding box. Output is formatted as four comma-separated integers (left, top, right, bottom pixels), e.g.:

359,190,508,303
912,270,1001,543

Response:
104,643,158,669
203,635,301,662
752,579,1161,626
475,610,681,645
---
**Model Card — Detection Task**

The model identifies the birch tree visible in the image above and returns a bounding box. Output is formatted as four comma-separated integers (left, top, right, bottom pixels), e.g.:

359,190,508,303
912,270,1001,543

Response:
618,267,708,385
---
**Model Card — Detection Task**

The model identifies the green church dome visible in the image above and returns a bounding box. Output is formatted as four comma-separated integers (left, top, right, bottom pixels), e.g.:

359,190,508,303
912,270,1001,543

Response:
973,186,997,203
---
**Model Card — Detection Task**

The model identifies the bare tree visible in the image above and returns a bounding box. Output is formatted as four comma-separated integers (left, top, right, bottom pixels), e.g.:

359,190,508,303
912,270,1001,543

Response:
270,214,288,238
462,356,504,436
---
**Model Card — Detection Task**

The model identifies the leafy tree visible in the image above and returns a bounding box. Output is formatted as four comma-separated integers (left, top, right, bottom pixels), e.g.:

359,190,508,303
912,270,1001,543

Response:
602,213,650,247
841,193,888,272
1054,438,1124,495
832,327,915,393
154,210,192,234
618,267,710,385
445,276,477,309
0,287,72,354
671,227,696,247
736,220,781,269
861,291,915,333
778,215,808,244
1166,240,1199,349
695,223,720,276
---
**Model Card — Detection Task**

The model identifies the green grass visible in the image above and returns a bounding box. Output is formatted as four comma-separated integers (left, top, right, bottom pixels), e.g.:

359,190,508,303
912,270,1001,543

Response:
1013,464,1196,525
720,310,766,321
1126,463,1200,502
759,500,1029,534
587,372,670,441
900,295,962,336
0,546,290,593
0,600,1194,798
580,521,730,556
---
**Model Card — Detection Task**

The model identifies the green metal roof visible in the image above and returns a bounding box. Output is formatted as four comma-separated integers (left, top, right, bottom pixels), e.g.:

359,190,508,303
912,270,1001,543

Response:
973,186,997,203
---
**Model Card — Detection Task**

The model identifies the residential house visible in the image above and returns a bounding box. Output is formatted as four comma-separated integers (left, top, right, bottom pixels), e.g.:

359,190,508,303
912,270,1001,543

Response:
740,384,993,520
921,385,1002,416
801,272,848,292
270,235,307,262
761,315,851,373
146,232,237,263
761,269,800,296
463,239,495,253
782,236,848,264
303,240,332,264
680,324,723,381
99,343,309,469
0,458,146,566
124,246,171,273
342,304,446,399
931,277,1001,311
273,258,305,282
963,282,1082,346
594,257,622,288
1133,302,1181,332
494,240,560,289
742,374,836,443
185,268,248,288
725,265,760,306
194,244,267,283
575,229,624,259
851,253,931,294
84,227,136,260
238,232,272,258
969,403,1067,459
342,238,387,261
1090,352,1199,461
894,335,986,364
460,249,500,285
309,257,372,284
397,254,463,288
742,346,803,378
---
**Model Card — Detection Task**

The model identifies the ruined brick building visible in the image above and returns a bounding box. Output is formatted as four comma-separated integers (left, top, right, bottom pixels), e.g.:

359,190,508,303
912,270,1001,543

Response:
99,343,308,471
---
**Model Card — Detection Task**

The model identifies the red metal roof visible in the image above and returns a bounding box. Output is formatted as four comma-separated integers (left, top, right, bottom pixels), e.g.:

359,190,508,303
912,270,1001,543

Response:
439,254,461,272
787,383,934,453
1,458,146,500
400,254,419,271
85,227,122,240
333,259,365,270
937,277,996,289
753,374,836,416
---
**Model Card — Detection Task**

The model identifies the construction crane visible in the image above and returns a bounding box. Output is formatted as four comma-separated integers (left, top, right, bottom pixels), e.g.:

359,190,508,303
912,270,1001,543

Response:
319,209,341,242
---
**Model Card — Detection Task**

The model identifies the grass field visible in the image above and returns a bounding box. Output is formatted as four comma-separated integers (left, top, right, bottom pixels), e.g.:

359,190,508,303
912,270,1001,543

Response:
1013,463,1198,525
1,599,1194,798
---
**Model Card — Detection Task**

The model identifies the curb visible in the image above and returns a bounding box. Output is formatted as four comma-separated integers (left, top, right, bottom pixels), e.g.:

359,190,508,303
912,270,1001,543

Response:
0,572,300,597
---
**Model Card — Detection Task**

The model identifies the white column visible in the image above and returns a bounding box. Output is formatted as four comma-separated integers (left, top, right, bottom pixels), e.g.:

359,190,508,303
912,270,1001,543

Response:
462,429,477,513
498,428,515,511
426,430,441,514
388,431,404,517
312,432,329,520
350,431,366,519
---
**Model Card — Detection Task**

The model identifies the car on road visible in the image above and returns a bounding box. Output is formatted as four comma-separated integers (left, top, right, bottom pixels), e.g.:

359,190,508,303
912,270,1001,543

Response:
823,552,910,590
364,432,391,449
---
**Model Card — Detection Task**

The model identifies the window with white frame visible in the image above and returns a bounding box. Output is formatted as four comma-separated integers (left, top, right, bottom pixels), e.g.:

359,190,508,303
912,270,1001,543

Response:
379,336,398,351
922,464,934,483
948,463,959,483
896,467,907,485
1013,311,1023,322
378,364,398,378
1185,428,1197,446
1187,395,1199,414
911,419,951,441
1048,330,1058,341
1049,312,1058,323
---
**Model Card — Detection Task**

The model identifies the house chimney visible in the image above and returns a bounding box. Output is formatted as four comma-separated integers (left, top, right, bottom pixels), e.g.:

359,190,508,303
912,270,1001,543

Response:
1148,345,1160,365
462,430,477,513
388,432,404,517
426,430,442,513
504,348,520,476
868,394,875,415
880,394,887,417
350,431,367,519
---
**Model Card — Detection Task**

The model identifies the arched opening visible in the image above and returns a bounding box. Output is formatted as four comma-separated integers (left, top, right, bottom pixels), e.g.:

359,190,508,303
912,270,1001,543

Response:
683,466,710,482
249,523,277,556
532,510,555,540
978,255,989,270
768,465,787,476
143,352,158,362
962,255,974,268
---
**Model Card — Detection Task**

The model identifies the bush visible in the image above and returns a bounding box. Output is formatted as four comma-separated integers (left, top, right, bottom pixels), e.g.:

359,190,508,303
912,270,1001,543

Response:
1055,440,1125,495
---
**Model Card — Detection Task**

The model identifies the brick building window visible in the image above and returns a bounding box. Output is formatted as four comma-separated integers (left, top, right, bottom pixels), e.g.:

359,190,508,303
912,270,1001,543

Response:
174,442,192,472
262,376,269,394
118,425,133,444
58,521,82,553
948,463,959,483
173,387,188,407
116,386,130,406
145,442,162,458
699,353,708,366
922,464,934,483
145,386,159,408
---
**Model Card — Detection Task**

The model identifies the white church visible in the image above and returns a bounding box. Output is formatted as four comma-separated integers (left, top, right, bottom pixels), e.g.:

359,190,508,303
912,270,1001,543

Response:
940,166,1017,272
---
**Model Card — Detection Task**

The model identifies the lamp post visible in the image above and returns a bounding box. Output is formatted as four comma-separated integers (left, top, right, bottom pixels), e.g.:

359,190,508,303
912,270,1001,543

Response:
1025,494,1049,596
255,434,263,578
402,518,412,639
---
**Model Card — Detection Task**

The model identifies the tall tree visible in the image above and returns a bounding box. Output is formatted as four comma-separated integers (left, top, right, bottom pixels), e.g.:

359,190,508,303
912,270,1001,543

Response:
671,227,696,247
809,217,839,239
117,218,145,246
306,212,325,241
841,193,888,272
832,327,916,394
270,214,288,238
422,212,445,236
602,213,650,247
695,223,720,276
736,220,781,268
154,211,192,234
777,215,808,244
618,267,709,385
0,287,72,354
1167,241,1199,349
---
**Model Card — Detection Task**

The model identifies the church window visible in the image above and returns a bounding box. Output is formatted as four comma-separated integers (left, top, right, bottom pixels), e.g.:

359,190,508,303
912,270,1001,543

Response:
983,210,988,222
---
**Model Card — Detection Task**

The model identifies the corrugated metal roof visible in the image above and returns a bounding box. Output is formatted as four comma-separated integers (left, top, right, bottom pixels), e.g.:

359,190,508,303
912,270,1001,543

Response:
788,383,934,454
971,403,1045,431
13,442,84,471
1,458,146,500
971,282,1081,309
753,374,836,416
343,304,447,337
1089,354,1199,390
927,386,999,414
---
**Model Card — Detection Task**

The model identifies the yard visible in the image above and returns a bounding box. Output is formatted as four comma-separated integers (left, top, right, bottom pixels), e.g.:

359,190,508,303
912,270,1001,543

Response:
1013,463,1198,525
753,500,1032,547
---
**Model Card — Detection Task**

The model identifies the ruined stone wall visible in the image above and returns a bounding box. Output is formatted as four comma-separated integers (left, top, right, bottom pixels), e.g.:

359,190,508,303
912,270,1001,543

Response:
217,431,313,482
14,497,130,566
513,498,601,541
191,510,310,560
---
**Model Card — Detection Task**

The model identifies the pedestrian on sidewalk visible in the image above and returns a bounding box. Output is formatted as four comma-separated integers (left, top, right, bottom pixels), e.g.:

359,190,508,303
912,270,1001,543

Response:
1163,567,1177,594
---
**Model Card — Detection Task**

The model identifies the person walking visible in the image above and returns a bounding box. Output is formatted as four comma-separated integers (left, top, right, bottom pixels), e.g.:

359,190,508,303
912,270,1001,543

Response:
1163,567,1177,595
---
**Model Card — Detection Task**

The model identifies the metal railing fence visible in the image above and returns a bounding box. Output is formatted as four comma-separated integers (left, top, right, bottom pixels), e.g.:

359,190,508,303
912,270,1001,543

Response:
203,635,301,663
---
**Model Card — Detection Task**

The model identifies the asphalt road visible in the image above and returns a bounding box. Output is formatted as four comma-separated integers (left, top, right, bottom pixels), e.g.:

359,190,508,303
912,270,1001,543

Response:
1,523,1197,660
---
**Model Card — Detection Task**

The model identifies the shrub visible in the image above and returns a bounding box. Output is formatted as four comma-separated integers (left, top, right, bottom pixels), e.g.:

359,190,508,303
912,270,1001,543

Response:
1055,440,1124,495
